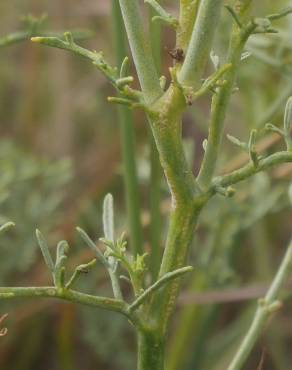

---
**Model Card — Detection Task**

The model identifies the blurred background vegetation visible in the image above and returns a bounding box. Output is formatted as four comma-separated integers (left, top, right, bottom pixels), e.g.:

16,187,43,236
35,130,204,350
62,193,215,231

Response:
0,1,291,369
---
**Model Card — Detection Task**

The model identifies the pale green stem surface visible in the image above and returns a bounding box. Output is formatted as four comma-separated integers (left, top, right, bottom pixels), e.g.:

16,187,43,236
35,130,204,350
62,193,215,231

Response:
176,0,200,51
0,287,128,315
197,24,253,189
178,0,224,87
228,241,292,370
118,0,162,103
213,151,292,188
149,4,162,280
137,330,165,370
129,266,193,312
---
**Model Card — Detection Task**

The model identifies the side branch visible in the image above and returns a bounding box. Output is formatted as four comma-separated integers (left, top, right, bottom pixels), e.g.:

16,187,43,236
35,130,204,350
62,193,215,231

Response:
196,8,255,189
129,266,193,312
213,151,292,188
31,33,144,108
0,287,128,315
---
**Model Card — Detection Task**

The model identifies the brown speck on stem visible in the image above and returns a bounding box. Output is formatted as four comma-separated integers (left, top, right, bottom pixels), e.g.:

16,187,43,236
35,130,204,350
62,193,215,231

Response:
165,47,184,62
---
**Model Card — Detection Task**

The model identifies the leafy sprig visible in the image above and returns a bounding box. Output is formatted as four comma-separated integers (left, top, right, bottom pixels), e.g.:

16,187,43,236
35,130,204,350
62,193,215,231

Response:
31,32,144,109
144,0,178,28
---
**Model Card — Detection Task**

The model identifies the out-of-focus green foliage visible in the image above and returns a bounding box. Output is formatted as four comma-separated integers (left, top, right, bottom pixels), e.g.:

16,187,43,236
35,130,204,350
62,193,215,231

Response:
0,140,72,282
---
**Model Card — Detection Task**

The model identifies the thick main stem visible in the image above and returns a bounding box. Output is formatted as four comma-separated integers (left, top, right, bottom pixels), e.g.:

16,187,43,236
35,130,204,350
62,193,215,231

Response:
146,85,209,333
137,330,165,370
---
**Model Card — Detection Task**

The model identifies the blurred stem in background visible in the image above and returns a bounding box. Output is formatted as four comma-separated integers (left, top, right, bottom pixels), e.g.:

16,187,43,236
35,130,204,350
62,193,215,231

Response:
111,2,143,256
148,4,162,280
251,223,288,369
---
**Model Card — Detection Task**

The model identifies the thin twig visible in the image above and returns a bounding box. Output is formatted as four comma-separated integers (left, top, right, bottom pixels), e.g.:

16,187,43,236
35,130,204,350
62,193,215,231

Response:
227,241,292,370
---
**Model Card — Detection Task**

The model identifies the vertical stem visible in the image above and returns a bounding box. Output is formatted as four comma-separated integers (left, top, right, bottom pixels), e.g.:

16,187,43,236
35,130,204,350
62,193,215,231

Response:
154,201,205,333
227,241,292,370
149,5,162,279
118,0,162,103
146,84,207,333
177,0,200,51
138,330,165,370
178,0,224,87
197,23,252,189
166,271,207,370
149,135,162,279
112,1,143,256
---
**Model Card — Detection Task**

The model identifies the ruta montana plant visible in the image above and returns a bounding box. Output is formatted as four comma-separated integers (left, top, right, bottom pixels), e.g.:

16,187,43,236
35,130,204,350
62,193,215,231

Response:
1,2,292,370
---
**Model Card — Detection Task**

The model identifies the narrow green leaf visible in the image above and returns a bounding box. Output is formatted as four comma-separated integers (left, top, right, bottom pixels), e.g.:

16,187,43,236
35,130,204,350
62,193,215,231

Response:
35,229,55,272
76,227,108,267
103,193,114,242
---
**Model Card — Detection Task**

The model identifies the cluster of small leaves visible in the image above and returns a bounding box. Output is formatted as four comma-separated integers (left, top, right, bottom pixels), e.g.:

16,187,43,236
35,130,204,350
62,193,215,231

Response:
0,191,192,325
77,194,148,298
36,228,96,290
144,0,178,28
102,234,148,296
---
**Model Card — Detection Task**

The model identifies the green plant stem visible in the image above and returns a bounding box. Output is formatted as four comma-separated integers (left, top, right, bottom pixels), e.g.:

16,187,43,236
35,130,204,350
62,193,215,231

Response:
112,1,143,256
178,0,224,87
197,19,255,189
129,266,193,312
213,151,292,188
137,329,165,370
176,0,200,51
0,287,128,315
145,76,208,337
31,35,118,85
149,4,162,279
166,271,207,370
118,0,162,103
227,241,292,370
149,134,162,279
153,200,207,334
108,268,124,301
